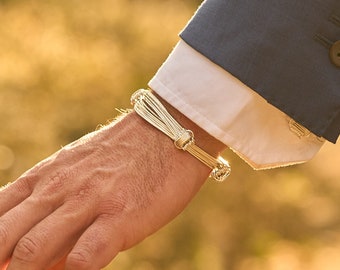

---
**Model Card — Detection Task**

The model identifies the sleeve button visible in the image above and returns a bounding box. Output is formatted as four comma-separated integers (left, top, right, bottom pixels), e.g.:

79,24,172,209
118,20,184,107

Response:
330,40,340,67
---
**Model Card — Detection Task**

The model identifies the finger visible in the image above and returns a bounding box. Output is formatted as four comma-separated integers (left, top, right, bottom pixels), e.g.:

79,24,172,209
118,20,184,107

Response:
0,195,59,264
65,217,124,270
0,176,34,216
7,202,95,270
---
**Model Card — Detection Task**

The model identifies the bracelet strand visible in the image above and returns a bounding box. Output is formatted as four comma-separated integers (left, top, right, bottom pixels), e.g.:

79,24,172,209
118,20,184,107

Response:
131,89,231,182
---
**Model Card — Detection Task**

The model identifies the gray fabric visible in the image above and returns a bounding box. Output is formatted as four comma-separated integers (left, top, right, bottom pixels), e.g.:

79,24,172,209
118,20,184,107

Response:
181,0,340,143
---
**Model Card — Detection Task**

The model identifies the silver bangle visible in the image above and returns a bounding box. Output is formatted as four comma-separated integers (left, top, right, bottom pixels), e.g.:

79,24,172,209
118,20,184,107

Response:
131,89,231,182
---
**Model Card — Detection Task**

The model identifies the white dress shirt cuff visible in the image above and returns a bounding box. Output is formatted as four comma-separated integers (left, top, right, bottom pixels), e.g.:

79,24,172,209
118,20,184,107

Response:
148,40,324,169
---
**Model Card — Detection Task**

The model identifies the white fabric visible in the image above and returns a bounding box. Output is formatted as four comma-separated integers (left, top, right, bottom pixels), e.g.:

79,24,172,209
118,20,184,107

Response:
149,40,324,169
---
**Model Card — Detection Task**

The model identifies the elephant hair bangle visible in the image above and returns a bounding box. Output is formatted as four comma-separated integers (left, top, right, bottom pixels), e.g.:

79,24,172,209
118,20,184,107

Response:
130,89,231,182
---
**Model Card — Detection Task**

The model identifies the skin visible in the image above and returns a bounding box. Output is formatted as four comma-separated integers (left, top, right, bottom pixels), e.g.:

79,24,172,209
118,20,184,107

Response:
0,96,226,270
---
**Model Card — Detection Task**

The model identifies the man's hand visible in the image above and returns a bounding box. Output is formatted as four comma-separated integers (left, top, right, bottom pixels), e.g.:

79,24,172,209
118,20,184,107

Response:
0,103,226,270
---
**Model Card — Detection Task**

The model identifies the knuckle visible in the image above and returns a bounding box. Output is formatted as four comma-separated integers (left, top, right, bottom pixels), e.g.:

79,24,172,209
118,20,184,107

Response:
75,181,96,199
12,236,41,263
67,250,93,270
99,197,127,217
46,170,69,191
66,183,96,209
35,168,72,198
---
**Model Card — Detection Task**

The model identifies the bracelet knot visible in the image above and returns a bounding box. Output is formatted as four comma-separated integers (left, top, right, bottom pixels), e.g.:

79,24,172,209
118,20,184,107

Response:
174,130,194,150
211,159,232,182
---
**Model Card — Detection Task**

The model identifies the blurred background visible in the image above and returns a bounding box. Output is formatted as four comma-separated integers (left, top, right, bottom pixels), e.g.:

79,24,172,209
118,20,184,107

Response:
0,0,340,269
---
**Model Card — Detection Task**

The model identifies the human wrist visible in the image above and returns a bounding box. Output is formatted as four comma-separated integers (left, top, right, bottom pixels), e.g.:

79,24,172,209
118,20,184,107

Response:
131,89,230,181
104,108,214,186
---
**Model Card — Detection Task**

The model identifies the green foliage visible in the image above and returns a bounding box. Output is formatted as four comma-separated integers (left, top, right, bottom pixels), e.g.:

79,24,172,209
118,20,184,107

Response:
0,1,340,269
